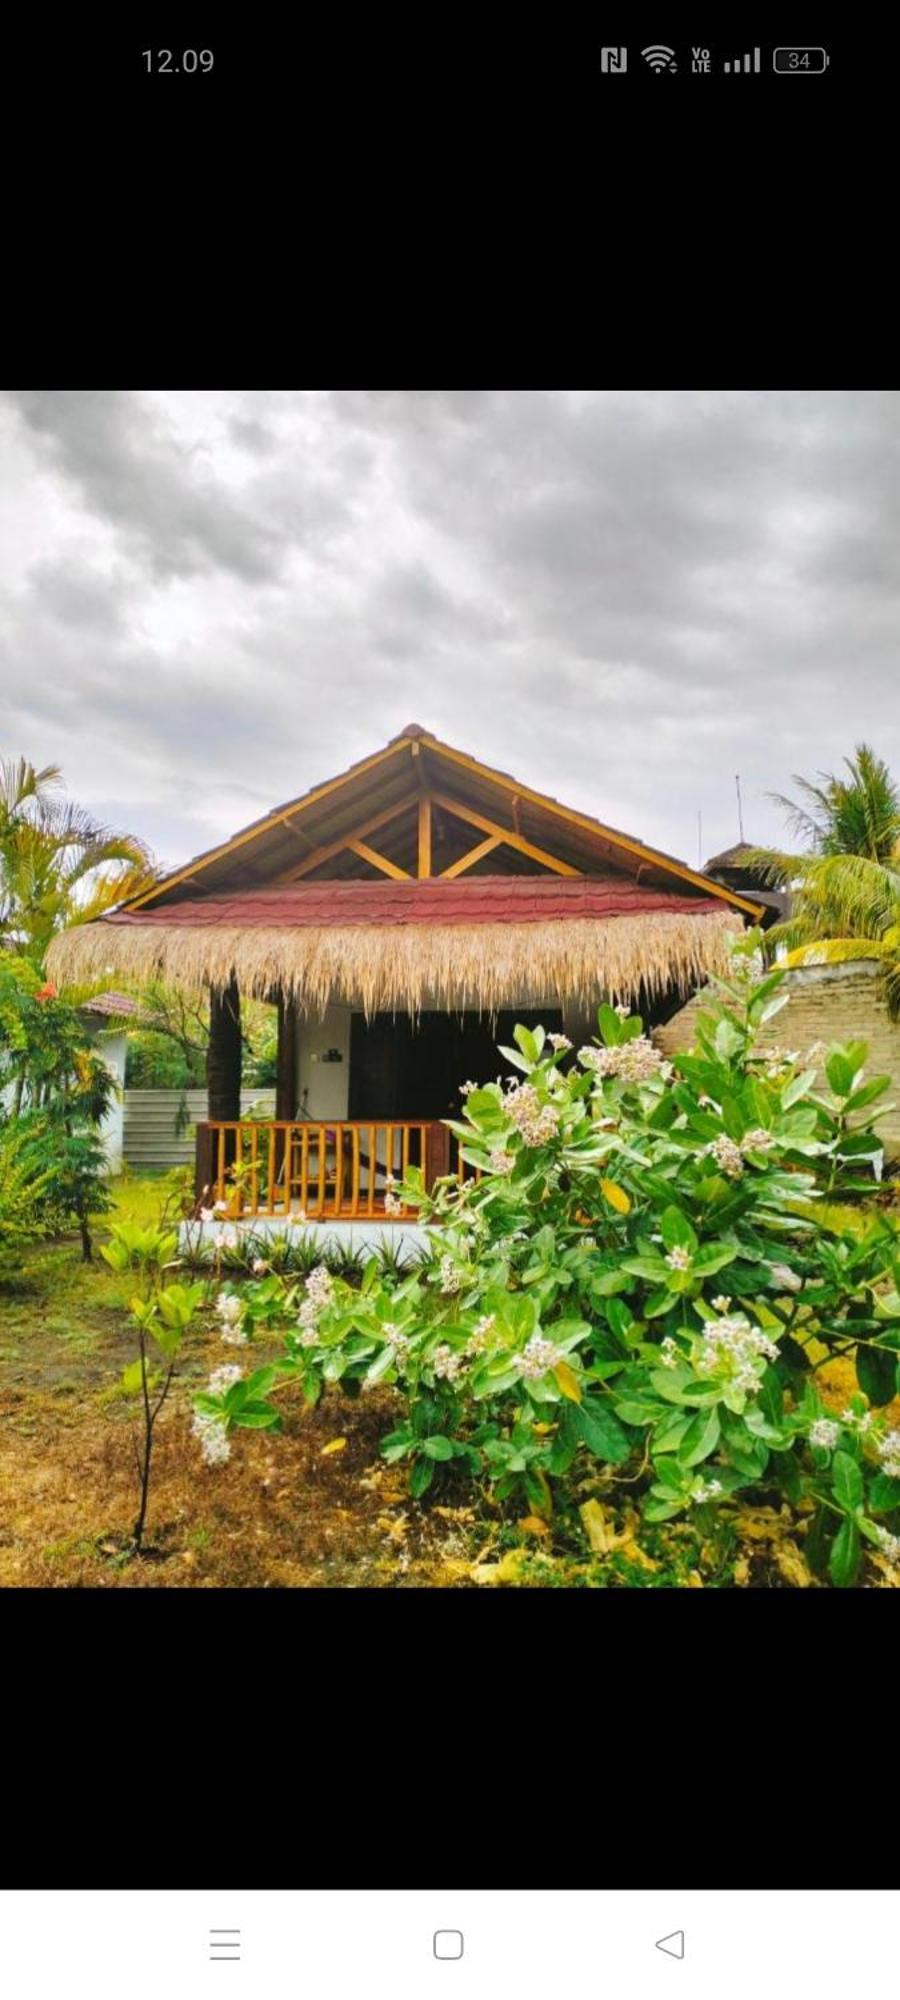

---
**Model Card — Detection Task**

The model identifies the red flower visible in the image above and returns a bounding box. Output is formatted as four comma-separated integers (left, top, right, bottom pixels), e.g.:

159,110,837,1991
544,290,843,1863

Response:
35,981,58,1002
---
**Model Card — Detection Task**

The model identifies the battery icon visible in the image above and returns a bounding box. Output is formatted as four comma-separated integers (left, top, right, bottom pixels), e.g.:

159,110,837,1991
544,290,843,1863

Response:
773,47,829,72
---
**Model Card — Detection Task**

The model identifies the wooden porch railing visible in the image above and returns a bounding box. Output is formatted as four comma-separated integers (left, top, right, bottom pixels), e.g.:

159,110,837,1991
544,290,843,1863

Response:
194,1117,475,1221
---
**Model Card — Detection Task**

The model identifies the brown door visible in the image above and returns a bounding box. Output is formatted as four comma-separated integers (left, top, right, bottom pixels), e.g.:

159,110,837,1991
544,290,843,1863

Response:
349,1009,563,1122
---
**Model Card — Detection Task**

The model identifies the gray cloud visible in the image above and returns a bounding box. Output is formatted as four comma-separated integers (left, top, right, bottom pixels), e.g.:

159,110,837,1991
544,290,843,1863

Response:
2,388,900,875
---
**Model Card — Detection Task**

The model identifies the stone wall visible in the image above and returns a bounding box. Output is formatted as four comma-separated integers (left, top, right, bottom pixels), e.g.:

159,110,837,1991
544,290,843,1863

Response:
656,959,900,1150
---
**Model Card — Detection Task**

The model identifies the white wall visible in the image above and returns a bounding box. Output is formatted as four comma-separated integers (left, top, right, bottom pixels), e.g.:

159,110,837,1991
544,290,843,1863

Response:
295,1002,352,1120
95,1029,127,1171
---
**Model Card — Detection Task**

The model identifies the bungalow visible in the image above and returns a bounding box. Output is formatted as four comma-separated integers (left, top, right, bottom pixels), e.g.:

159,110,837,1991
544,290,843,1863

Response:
47,726,761,1248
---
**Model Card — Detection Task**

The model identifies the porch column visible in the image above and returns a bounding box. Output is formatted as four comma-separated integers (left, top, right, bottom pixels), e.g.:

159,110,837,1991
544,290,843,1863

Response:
273,991,298,1198
207,976,242,1120
275,991,298,1121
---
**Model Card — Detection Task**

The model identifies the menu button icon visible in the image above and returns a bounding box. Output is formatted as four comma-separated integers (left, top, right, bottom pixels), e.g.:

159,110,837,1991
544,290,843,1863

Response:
210,1930,241,1962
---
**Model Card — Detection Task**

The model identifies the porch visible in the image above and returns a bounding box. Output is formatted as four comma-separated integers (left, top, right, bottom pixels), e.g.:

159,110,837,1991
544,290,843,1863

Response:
194,1113,462,1222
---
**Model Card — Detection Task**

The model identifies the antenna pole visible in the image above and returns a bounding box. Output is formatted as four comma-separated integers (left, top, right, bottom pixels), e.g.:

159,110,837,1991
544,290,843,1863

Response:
735,774,745,843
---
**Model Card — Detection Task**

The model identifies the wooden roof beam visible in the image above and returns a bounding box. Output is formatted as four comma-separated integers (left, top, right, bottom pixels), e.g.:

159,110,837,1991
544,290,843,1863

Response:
431,790,581,877
348,841,411,881
440,833,502,878
275,791,419,882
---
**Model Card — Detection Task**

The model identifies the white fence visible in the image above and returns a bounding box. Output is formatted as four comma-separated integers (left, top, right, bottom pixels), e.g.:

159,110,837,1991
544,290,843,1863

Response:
122,1088,276,1172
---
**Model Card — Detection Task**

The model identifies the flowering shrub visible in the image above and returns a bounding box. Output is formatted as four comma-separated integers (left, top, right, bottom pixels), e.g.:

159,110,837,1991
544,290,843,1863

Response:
192,935,900,1585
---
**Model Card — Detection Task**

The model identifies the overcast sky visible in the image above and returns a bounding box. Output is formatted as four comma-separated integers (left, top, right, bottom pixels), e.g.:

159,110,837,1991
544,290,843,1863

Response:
2,388,898,877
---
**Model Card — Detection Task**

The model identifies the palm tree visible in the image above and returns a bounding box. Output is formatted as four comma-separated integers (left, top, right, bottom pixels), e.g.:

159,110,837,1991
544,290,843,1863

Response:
747,744,900,1018
0,755,157,965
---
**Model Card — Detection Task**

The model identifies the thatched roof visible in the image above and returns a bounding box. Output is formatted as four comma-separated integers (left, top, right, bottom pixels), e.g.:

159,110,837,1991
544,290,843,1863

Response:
47,877,740,1016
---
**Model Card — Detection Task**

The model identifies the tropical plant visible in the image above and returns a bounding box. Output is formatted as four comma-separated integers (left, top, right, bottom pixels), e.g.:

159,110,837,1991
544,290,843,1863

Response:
748,743,900,1017
100,1219,204,1552
0,1120,55,1279
190,934,900,1586
0,753,156,963
0,954,116,1257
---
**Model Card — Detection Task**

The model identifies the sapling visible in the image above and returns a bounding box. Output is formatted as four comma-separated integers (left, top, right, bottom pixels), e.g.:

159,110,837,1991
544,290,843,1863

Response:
101,1219,204,1552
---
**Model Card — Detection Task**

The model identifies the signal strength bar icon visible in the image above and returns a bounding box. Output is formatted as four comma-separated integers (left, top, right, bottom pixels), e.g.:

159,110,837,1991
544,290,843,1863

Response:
641,44,677,70
723,47,760,71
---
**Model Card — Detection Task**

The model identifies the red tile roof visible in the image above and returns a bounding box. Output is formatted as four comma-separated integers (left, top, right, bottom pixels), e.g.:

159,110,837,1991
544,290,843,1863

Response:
107,875,725,930
78,989,143,1016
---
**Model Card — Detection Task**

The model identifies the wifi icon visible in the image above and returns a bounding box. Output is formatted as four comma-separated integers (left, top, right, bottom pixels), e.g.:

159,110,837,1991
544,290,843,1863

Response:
642,43,677,70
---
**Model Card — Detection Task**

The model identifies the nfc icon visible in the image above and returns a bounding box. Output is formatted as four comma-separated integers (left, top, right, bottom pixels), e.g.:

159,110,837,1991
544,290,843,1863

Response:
601,47,627,72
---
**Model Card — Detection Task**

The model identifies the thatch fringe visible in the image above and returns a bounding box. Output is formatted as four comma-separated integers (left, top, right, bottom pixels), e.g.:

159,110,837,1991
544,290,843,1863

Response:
47,908,740,1017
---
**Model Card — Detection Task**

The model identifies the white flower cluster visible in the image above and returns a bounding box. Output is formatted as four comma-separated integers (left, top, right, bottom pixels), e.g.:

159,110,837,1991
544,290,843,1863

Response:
439,1255,462,1294
706,1127,779,1179
690,1477,723,1504
489,1147,515,1175
841,1406,873,1434
706,1134,744,1178
579,1037,672,1084
659,1335,681,1369
665,1245,693,1273
466,1313,495,1356
728,943,764,981
252,1257,269,1275
809,1418,841,1450
743,1127,776,1154
695,1312,779,1394
548,1032,572,1051
216,1290,247,1345
519,1334,563,1382
295,1264,335,1348
382,1173,404,1218
305,1265,334,1307
459,1080,479,1097
877,1429,900,1479
504,1081,561,1146
191,1412,231,1466
876,1526,900,1563
208,1363,243,1397
214,1225,238,1251
432,1343,463,1382
383,1322,412,1366
769,1262,803,1293
757,1044,799,1079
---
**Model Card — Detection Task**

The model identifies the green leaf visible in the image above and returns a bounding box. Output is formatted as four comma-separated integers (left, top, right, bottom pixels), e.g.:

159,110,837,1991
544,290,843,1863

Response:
804,1504,835,1578
597,1002,625,1046
422,1434,455,1461
677,1406,721,1468
120,1360,144,1396
569,1395,632,1464
854,1342,898,1407
825,1051,857,1098
829,1516,861,1588
409,1456,435,1497
868,1471,900,1514
659,1206,699,1254
832,1450,863,1514
692,1243,739,1276
233,1405,281,1429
